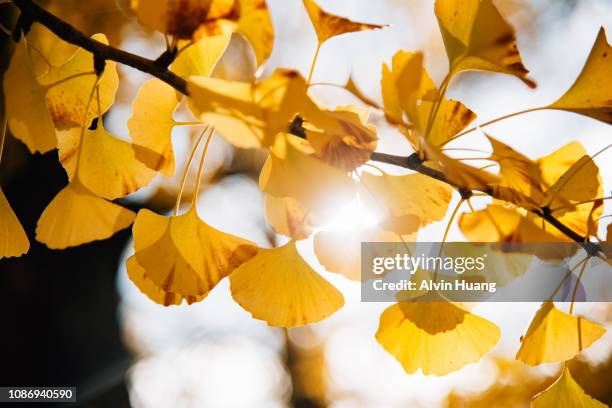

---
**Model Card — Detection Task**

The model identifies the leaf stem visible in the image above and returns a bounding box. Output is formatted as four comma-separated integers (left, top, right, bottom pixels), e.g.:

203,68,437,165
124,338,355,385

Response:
307,43,321,86
174,126,208,216
433,198,464,282
192,127,215,207
43,71,96,90
569,257,589,315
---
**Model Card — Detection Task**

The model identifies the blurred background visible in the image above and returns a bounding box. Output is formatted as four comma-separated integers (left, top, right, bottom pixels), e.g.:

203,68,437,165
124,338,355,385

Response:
1,0,612,406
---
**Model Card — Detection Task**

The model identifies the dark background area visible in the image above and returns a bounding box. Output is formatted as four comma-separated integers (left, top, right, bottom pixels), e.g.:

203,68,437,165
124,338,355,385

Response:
0,4,132,406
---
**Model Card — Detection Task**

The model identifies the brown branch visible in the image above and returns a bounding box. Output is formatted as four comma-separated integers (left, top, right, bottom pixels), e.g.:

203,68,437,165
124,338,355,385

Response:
370,151,595,248
11,0,188,95
11,0,596,250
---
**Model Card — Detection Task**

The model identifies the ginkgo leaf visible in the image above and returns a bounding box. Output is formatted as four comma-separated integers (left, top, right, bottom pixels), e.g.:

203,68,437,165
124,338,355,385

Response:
135,0,214,38
381,51,434,127
57,123,156,200
516,302,606,365
259,133,355,213
188,69,316,148
171,33,232,78
459,204,561,243
303,0,387,45
126,255,206,306
230,240,344,327
0,188,30,259
376,300,500,376
548,27,612,124
360,171,452,229
487,135,544,206
232,0,275,67
380,50,476,151
532,366,607,408
194,0,275,67
424,145,500,191
305,105,378,171
133,207,257,300
3,37,56,153
434,0,535,88
537,142,602,239
264,194,312,240
344,75,380,109
36,181,135,249
26,23,77,76
39,34,119,129
314,227,416,280
128,79,181,177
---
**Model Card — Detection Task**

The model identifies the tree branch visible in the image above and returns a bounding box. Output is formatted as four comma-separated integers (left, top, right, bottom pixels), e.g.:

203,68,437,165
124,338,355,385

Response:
370,151,595,247
10,0,597,250
11,0,188,95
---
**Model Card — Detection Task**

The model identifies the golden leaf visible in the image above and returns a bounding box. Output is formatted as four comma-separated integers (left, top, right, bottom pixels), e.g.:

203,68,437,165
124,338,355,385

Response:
230,240,344,327
171,33,232,78
264,194,312,240
3,37,56,153
36,181,135,249
39,34,119,129
305,105,378,171
0,188,30,259
532,366,607,407
360,171,452,229
259,133,355,213
303,0,387,45
57,123,156,200
126,255,206,306
133,207,257,301
548,28,612,124
516,302,606,365
435,0,535,87
128,79,181,177
376,300,500,376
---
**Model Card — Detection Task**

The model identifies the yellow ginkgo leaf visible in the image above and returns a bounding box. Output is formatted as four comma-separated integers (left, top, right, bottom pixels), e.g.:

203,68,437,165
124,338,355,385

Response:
188,69,315,148
259,133,355,213
360,171,452,229
376,300,500,375
516,302,606,365
380,50,476,151
128,79,181,177
381,51,433,127
133,207,257,301
36,181,135,249
487,135,544,206
57,123,156,200
537,142,602,239
0,188,30,259
434,0,535,88
39,34,119,129
303,0,387,45
171,33,232,78
264,194,312,240
135,0,213,38
425,144,500,191
232,0,275,67
305,105,378,171
126,255,206,306
532,366,607,407
314,226,415,280
194,0,274,67
26,23,77,76
3,37,56,153
548,27,612,124
459,204,561,243
230,240,344,327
